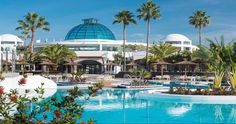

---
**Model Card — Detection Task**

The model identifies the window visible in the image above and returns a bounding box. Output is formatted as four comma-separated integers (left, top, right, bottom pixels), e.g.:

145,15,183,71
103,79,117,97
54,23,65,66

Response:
165,41,181,44
1,41,15,44
183,41,190,45
102,45,120,51
68,45,99,51
184,47,190,51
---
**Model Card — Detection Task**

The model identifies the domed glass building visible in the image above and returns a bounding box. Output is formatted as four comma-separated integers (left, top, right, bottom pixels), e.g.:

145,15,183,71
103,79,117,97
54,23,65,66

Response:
36,18,146,74
65,18,116,40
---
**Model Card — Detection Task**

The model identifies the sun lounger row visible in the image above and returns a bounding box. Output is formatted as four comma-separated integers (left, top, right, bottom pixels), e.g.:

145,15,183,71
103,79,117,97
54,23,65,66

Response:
151,75,214,83
152,75,170,80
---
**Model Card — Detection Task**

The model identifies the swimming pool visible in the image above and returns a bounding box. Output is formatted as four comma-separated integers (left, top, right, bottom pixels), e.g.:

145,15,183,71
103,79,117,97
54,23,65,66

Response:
50,89,236,123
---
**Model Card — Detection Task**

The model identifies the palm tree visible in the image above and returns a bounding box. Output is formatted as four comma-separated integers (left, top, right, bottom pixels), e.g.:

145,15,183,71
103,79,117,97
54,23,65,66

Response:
192,45,211,62
137,0,161,70
113,52,123,66
150,43,178,77
192,45,211,72
113,10,136,71
39,44,77,70
129,69,151,85
16,12,50,53
150,43,178,62
206,36,236,89
189,10,210,45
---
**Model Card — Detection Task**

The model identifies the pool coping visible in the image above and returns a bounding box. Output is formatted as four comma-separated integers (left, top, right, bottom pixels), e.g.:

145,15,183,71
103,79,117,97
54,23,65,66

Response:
138,92,236,104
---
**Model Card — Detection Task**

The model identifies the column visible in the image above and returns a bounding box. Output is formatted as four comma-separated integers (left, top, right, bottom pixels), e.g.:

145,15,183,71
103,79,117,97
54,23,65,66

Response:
100,44,103,51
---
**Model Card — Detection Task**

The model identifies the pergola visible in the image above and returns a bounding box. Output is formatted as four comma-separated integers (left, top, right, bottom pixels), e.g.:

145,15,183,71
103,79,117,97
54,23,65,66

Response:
16,61,33,73
151,61,171,78
39,61,57,73
126,61,138,70
103,62,118,74
63,61,81,74
175,60,197,77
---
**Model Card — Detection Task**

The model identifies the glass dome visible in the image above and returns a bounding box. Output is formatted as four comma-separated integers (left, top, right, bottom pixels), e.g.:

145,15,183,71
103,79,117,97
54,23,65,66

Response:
65,18,116,40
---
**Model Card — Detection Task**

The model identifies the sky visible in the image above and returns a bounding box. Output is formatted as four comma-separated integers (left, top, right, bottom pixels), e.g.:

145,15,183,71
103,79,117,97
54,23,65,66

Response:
0,0,235,45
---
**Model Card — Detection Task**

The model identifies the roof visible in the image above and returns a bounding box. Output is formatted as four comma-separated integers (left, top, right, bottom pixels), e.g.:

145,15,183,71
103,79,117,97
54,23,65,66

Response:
163,34,191,41
65,18,116,41
175,60,196,65
0,34,23,42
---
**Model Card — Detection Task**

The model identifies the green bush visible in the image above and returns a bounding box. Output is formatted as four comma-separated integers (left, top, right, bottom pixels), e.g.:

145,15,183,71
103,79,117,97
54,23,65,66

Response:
0,79,103,123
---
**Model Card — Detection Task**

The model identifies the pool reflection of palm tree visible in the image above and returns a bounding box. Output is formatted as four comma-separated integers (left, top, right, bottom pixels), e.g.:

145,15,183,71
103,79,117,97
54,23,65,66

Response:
214,105,224,123
123,92,126,124
228,107,236,123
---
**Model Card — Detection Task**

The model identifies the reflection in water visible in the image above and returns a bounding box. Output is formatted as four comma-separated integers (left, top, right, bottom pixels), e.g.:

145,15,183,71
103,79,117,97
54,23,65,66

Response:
214,105,224,122
167,104,192,116
52,89,236,123
229,107,236,123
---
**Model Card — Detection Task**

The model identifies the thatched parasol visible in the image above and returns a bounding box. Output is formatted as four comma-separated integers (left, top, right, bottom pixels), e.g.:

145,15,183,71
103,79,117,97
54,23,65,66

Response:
39,61,57,66
127,61,138,66
63,62,81,66
16,61,31,65
175,60,196,65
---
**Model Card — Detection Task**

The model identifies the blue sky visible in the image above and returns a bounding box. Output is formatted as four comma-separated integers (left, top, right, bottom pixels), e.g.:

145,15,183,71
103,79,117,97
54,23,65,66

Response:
0,0,235,45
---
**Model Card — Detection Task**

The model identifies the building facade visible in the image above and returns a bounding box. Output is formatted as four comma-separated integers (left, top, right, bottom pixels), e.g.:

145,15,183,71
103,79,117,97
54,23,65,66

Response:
36,18,146,74
161,34,198,52
36,19,198,74
0,34,24,71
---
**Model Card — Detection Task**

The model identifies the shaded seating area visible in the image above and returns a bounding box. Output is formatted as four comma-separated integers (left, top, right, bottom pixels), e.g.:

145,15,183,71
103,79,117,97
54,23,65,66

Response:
16,61,35,74
63,60,81,74
151,61,171,78
39,61,57,74
103,61,118,74
150,60,197,80
126,61,138,70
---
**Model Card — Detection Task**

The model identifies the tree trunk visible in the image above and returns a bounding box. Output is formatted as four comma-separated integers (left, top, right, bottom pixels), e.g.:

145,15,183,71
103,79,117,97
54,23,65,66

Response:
161,64,164,78
30,31,35,53
123,24,127,71
199,25,202,46
146,19,151,70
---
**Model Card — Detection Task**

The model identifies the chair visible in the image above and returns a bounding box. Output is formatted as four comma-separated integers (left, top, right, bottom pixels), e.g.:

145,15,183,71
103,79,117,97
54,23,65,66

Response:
152,75,162,80
163,75,170,80
178,75,186,81
187,76,196,81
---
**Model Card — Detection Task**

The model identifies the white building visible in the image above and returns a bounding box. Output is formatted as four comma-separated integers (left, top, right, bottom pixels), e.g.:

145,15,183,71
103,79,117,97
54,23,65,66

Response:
0,34,24,60
0,34,24,71
36,19,198,74
161,34,198,52
36,18,146,74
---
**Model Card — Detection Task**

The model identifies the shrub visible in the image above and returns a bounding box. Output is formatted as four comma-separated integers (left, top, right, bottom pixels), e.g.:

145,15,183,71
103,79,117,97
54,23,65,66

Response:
0,80,103,123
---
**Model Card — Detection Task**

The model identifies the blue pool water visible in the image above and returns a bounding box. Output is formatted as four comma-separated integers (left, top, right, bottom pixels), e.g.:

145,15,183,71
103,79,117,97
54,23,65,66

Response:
50,89,236,123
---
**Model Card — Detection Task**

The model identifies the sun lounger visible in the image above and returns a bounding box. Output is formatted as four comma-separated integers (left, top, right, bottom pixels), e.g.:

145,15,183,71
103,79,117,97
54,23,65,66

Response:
163,75,170,80
152,75,170,80
152,75,162,80
186,76,196,81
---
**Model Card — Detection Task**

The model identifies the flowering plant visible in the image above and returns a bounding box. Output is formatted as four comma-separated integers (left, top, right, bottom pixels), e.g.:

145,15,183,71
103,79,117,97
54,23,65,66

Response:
0,77,103,124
